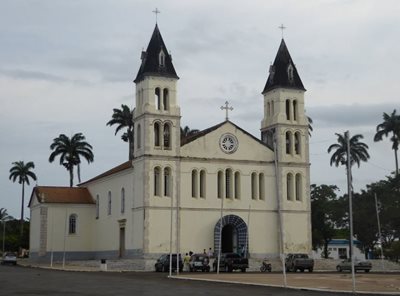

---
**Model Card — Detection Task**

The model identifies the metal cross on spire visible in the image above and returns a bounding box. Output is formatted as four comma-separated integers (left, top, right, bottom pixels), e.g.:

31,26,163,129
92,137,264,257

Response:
220,101,233,121
278,24,286,39
152,8,160,24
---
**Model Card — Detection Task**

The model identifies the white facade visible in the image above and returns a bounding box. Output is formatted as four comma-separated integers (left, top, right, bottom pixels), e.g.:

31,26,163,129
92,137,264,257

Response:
29,25,312,268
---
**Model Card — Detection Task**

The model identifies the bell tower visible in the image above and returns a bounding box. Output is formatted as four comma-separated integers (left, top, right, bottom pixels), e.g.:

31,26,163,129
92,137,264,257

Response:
260,38,311,253
132,24,181,159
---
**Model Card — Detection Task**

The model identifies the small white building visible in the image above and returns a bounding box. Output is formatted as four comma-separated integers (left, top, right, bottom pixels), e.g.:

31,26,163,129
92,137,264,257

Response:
312,239,365,260
29,24,312,269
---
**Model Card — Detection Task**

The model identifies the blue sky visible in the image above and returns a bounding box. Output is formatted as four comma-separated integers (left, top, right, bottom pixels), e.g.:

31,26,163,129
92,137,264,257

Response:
1,0,398,218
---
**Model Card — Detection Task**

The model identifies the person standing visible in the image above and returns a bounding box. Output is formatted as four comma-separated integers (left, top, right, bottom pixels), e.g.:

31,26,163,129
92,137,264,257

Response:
184,253,191,272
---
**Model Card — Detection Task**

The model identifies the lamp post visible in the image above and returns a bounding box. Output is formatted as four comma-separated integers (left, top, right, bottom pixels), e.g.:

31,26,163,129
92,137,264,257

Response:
2,220,6,254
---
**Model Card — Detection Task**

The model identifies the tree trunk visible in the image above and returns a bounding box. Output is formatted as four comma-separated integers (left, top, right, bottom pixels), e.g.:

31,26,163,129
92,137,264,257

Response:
129,138,134,160
323,240,329,259
69,167,74,187
77,164,81,183
20,181,25,237
394,147,398,177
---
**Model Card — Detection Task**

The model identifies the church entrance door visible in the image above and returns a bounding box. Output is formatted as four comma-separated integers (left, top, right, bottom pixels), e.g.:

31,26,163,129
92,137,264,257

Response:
221,224,238,253
119,227,125,258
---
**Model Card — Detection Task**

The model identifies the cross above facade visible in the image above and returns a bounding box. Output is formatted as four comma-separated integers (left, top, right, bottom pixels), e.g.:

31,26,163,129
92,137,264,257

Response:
152,8,160,23
220,101,233,121
278,24,286,38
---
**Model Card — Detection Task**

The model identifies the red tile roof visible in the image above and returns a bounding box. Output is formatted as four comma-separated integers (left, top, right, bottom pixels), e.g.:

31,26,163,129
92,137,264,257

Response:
78,161,133,185
29,186,95,206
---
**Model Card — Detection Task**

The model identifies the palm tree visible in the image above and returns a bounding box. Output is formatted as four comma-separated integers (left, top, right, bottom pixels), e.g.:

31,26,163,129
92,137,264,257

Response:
9,161,37,236
328,133,370,168
0,208,13,221
49,133,94,187
180,126,200,139
106,104,134,160
374,110,400,176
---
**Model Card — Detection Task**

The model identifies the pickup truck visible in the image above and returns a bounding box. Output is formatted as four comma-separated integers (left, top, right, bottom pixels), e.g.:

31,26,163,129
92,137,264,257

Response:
213,253,249,272
285,253,314,272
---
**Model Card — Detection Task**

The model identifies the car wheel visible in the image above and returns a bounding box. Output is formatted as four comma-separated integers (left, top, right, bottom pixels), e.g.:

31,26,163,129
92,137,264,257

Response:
300,268,304,272
336,266,342,272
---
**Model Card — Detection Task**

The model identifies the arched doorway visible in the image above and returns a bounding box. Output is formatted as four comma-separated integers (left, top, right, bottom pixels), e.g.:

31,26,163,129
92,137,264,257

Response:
214,215,248,256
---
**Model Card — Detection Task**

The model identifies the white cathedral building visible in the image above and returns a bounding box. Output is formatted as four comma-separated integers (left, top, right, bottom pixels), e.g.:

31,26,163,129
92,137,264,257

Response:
29,24,311,269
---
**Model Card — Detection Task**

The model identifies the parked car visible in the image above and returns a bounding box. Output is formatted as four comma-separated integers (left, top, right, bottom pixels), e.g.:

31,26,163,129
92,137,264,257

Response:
189,254,210,272
155,254,183,272
212,253,249,272
336,259,372,272
1,252,17,265
285,253,314,272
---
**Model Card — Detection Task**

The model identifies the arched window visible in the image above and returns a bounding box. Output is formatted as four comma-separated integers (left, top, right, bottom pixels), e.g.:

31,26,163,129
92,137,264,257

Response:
287,173,293,201
163,88,169,111
217,171,223,199
259,173,265,200
163,123,170,149
137,124,141,149
192,169,198,198
154,167,161,196
267,102,270,117
286,99,290,120
200,170,206,198
108,191,112,215
294,132,301,155
164,167,171,197
96,195,99,219
287,64,294,83
69,214,77,234
251,172,257,200
159,51,165,67
225,169,232,199
286,131,292,154
234,171,240,199
121,188,125,214
155,87,161,110
154,122,160,147
293,100,298,121
295,173,302,201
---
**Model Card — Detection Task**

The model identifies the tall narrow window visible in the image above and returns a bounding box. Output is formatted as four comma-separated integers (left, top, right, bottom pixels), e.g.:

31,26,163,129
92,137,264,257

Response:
286,132,292,154
163,124,170,149
164,167,171,197
259,173,265,200
267,102,270,117
192,170,198,198
294,132,301,155
286,99,290,120
96,195,99,219
217,171,223,199
159,51,165,67
271,100,274,115
154,167,161,196
234,172,240,199
200,170,206,198
137,124,141,149
225,169,232,199
287,173,293,201
155,87,161,110
69,214,77,234
251,172,257,200
108,191,112,215
295,173,302,201
163,88,169,111
293,100,298,121
154,122,160,147
121,188,125,214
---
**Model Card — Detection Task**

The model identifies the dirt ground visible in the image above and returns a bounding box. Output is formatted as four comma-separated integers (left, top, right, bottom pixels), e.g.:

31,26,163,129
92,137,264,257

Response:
175,272,400,294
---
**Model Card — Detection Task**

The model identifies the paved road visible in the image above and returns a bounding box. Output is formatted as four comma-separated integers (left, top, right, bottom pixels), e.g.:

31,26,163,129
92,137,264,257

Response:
0,265,356,296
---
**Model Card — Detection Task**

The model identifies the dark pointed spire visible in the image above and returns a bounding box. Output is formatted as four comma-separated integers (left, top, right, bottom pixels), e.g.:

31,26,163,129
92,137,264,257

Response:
134,24,179,83
262,39,305,93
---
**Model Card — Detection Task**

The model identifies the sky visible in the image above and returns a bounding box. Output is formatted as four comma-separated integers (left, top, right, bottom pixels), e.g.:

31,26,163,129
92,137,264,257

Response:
1,0,399,219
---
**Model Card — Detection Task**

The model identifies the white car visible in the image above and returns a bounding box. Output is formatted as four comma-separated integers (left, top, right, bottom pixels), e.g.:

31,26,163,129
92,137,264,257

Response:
1,252,17,265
